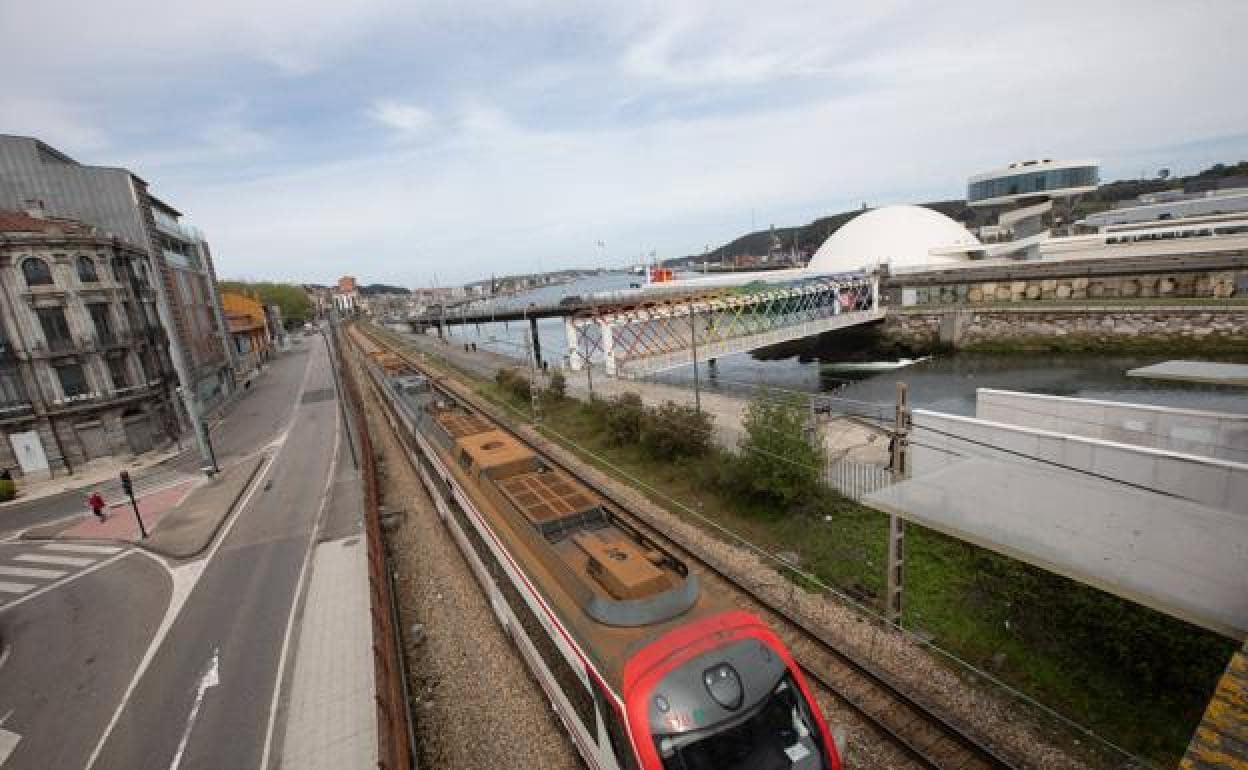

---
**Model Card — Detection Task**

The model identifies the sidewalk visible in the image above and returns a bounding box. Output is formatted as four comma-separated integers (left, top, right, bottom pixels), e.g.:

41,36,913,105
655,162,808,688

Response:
278,444,376,769
23,456,265,558
1,445,183,509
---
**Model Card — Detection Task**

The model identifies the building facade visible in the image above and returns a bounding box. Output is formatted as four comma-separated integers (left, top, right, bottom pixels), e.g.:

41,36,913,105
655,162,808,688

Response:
0,209,176,478
220,291,272,379
332,275,359,314
0,135,235,439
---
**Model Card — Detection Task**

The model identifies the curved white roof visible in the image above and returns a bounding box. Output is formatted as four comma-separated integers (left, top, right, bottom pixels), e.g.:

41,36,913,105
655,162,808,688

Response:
808,205,980,272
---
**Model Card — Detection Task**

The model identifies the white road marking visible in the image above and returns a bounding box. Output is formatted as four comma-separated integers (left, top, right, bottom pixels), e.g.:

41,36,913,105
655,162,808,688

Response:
41,543,121,555
0,566,66,580
0,550,129,613
14,554,92,567
0,582,33,595
0,709,21,764
168,648,220,770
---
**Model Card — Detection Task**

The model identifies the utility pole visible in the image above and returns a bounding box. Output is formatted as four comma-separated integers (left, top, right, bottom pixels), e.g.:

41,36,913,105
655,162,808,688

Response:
524,310,541,425
885,381,910,627
689,299,701,416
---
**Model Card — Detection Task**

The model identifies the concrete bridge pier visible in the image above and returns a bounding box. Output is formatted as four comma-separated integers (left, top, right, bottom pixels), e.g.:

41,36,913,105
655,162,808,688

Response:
565,318,583,371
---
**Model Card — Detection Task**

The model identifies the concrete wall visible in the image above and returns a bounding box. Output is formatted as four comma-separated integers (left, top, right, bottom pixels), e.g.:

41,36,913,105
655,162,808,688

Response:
911,409,1248,514
886,306,1248,350
899,269,1242,306
975,389,1248,463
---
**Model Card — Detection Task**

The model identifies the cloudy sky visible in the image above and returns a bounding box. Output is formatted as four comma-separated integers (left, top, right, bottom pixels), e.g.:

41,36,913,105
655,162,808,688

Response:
3,1,1246,286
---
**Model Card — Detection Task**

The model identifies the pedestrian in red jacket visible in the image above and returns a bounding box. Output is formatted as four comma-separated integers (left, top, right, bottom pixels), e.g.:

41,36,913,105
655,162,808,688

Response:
88,491,107,522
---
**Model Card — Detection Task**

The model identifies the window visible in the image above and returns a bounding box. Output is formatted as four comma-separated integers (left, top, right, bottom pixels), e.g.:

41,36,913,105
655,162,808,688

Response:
88,304,115,344
108,356,130,389
21,257,53,286
36,307,73,351
0,366,27,406
55,363,89,397
77,256,99,283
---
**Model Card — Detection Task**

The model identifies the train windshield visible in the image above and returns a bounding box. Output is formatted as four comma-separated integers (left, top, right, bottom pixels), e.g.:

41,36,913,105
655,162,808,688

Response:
654,674,825,770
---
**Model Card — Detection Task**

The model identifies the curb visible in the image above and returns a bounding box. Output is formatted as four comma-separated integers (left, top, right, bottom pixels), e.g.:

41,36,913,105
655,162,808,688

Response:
136,455,268,561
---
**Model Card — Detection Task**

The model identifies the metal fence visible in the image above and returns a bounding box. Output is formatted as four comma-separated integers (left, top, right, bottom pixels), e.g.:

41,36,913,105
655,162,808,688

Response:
826,458,893,501
334,325,415,770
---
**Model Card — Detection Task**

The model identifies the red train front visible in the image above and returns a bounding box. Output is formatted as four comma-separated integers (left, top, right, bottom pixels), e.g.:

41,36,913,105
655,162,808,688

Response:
622,610,842,770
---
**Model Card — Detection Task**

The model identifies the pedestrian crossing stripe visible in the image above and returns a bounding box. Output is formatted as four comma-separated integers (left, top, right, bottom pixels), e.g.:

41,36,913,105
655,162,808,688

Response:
41,543,121,555
0,566,66,579
0,581,35,594
15,553,92,567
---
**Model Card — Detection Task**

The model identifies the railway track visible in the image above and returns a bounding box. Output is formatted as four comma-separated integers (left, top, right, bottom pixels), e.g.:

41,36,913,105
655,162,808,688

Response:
353,323,1022,770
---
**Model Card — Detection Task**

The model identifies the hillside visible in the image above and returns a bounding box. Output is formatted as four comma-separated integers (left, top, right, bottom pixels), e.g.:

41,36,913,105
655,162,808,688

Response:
669,160,1247,267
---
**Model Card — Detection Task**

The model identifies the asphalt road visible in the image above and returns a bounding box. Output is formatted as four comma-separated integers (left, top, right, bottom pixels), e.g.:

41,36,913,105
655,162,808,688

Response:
88,334,338,770
0,342,314,538
0,549,169,769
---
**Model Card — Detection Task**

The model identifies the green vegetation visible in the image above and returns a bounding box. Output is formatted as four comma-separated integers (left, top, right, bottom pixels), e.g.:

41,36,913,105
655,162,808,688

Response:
0,478,15,502
734,396,825,508
544,369,567,403
217,280,313,324
461,371,1233,767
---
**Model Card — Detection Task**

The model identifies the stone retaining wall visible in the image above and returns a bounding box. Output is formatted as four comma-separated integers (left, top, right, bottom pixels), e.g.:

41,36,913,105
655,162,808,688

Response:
885,306,1248,350
903,269,1242,306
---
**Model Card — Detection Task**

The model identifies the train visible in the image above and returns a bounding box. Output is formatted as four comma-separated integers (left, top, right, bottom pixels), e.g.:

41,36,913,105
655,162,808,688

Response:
351,327,844,770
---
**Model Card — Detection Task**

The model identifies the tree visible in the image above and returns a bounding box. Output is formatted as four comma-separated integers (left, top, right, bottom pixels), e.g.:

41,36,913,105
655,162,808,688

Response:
218,281,313,323
736,395,824,510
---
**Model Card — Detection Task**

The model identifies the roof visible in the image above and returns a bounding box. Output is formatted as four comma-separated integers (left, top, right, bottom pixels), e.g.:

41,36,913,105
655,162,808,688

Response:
968,158,1100,184
865,457,1248,637
456,430,537,478
0,209,95,235
807,205,980,273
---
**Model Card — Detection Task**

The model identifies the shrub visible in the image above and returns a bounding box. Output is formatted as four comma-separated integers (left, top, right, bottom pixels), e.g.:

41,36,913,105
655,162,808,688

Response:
544,369,567,402
642,401,714,460
0,479,15,502
736,395,825,510
495,368,532,403
605,392,645,447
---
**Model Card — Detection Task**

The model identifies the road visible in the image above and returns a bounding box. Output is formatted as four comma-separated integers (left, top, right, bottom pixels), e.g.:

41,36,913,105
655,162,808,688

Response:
0,549,169,768
0,339,315,538
87,333,338,770
0,333,343,770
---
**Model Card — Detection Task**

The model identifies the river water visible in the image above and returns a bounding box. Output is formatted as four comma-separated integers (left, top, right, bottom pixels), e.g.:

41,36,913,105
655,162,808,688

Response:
442,273,1248,416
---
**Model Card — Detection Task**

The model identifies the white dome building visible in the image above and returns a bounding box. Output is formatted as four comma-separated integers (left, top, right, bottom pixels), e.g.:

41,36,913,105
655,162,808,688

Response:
808,205,981,273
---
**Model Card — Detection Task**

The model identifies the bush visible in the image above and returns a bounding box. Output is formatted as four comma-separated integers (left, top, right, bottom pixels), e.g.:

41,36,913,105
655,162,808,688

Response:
605,392,645,447
0,479,15,502
494,368,532,403
736,395,825,510
642,401,713,460
544,370,567,402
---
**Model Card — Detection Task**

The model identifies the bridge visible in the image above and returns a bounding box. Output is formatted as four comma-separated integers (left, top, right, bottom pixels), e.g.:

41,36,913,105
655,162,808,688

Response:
409,272,883,377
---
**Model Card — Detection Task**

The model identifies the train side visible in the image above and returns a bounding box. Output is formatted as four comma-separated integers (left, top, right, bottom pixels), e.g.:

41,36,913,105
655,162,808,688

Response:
350,328,841,770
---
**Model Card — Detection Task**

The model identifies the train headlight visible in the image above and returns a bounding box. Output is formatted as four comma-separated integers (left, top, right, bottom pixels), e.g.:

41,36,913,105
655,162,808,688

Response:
703,663,744,711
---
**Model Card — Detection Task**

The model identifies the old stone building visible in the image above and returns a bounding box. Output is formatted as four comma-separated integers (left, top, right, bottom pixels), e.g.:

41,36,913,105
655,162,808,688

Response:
0,208,176,478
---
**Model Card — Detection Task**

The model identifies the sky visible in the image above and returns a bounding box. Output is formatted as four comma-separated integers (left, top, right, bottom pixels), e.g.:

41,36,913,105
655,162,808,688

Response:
3,1,1247,287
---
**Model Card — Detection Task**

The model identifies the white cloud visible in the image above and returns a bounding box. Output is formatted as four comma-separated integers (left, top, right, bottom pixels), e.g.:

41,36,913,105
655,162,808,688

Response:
369,100,434,139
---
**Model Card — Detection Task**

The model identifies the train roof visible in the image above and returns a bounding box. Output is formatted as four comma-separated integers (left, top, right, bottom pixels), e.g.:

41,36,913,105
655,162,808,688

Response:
427,403,705,637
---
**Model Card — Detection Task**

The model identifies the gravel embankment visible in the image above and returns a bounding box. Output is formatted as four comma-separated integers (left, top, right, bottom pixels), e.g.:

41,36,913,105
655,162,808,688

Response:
355,355,582,770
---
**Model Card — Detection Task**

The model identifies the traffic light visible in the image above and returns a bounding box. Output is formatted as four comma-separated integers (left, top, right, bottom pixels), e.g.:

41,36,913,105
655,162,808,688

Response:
119,470,133,497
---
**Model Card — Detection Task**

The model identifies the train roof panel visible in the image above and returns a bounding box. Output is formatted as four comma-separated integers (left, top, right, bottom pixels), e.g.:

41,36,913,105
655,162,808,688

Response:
574,529,671,600
435,411,495,438
457,430,537,478
497,468,598,530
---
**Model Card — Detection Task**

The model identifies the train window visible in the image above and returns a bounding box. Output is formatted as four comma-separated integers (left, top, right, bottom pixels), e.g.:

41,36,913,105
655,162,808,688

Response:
595,683,640,770
445,495,598,742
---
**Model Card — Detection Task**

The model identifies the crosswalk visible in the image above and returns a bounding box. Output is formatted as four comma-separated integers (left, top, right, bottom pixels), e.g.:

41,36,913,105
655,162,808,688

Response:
0,542,125,609
76,467,194,503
